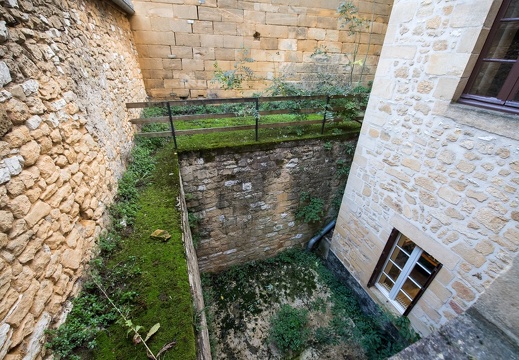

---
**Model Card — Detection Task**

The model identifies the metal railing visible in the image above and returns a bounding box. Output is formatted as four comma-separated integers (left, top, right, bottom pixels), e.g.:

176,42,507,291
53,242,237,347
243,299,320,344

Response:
126,94,366,148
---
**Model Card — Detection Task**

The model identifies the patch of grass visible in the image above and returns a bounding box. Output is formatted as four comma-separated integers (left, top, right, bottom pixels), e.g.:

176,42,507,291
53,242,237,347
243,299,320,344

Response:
139,94,363,152
175,122,361,152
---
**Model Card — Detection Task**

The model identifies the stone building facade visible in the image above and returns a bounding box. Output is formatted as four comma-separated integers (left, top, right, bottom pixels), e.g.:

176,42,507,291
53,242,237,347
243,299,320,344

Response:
0,0,146,358
129,0,392,98
332,0,519,340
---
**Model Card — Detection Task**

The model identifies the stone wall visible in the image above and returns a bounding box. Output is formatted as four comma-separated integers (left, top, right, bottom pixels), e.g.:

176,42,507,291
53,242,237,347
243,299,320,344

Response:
129,0,392,98
331,0,519,336
0,0,146,358
179,137,357,272
178,169,211,360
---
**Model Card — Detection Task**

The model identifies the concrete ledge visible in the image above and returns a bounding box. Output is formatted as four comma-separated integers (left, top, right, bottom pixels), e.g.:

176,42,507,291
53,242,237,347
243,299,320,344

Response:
390,308,519,360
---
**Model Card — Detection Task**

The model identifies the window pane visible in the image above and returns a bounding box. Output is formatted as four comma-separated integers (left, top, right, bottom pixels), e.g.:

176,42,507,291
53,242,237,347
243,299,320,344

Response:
487,22,519,60
504,1,519,19
395,290,412,309
469,62,514,98
379,273,394,292
383,261,401,282
390,247,409,269
409,265,429,288
401,278,421,301
417,252,439,274
398,235,416,255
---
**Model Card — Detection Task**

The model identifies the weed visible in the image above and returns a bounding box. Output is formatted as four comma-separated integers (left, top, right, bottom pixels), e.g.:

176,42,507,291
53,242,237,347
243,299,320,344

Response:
336,159,351,176
313,326,337,346
269,305,310,355
212,49,255,91
202,249,418,359
296,192,325,223
344,142,357,156
323,141,333,151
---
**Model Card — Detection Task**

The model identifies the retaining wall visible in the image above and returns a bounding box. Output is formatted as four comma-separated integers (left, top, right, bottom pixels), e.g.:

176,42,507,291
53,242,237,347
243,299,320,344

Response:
179,137,357,273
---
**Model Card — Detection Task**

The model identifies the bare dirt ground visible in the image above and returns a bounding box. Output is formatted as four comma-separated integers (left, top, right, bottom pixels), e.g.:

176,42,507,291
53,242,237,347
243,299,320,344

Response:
202,251,375,360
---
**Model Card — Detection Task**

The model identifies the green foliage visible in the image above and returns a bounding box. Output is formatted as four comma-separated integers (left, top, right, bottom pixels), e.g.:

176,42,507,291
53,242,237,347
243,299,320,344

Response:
44,257,141,359
337,1,373,85
45,292,118,359
212,49,255,90
313,326,337,346
188,212,199,229
109,123,167,232
296,192,325,223
269,305,310,355
47,138,196,359
344,142,356,156
336,159,351,176
187,212,200,248
203,249,417,359
323,141,333,151
338,1,369,34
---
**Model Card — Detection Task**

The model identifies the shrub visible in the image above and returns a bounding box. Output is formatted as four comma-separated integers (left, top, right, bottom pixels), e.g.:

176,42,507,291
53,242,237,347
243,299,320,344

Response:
269,305,310,355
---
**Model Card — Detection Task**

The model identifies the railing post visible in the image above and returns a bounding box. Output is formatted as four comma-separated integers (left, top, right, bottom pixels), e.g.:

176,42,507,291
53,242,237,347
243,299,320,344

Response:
255,98,259,141
321,95,330,134
166,102,178,149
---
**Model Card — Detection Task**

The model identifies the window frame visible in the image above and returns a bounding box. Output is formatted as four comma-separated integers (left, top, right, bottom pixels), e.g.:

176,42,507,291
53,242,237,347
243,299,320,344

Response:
368,229,443,316
458,0,519,114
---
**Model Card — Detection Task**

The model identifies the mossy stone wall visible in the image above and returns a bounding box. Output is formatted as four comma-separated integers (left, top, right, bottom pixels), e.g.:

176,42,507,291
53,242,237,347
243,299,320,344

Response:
179,137,357,272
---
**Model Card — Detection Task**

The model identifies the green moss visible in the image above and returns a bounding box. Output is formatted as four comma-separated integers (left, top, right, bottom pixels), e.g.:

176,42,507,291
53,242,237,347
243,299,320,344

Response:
172,114,361,152
93,143,196,360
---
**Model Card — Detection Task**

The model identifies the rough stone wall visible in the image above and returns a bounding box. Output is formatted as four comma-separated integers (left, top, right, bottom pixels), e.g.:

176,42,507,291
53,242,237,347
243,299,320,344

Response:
180,137,357,272
178,170,211,360
130,0,392,98
0,0,146,358
331,0,519,336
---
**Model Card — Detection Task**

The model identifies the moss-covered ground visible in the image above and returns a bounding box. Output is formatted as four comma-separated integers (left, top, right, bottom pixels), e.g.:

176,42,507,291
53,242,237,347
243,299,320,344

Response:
46,140,196,360
93,143,196,359
139,105,362,152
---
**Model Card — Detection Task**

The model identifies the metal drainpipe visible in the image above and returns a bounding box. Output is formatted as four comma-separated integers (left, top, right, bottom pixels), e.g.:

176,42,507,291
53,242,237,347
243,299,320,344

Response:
110,0,135,15
306,219,336,251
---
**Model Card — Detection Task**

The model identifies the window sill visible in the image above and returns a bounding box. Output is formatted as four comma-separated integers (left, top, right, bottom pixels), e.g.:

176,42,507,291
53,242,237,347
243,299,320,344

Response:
445,102,519,141
369,285,405,317
374,284,406,315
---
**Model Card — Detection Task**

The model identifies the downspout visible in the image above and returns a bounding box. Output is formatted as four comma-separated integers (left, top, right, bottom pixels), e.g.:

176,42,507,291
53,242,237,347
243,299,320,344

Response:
306,219,336,251
110,0,135,15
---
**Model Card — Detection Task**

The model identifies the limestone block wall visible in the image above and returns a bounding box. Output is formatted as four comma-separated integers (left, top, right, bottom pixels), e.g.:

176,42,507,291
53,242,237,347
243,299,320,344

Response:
0,0,146,358
129,0,392,99
180,137,357,272
331,0,519,336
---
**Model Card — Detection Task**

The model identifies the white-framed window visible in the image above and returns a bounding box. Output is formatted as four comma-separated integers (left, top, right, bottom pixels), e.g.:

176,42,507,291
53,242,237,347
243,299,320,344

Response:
368,230,442,316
